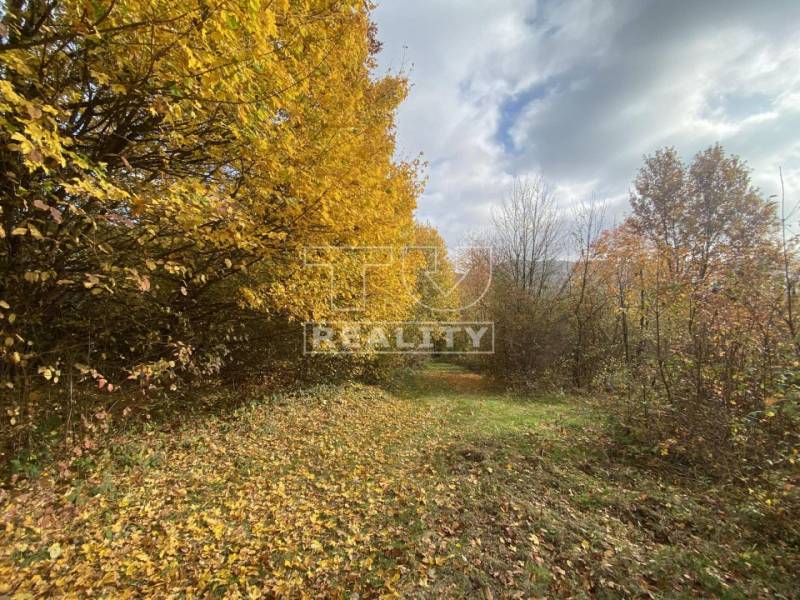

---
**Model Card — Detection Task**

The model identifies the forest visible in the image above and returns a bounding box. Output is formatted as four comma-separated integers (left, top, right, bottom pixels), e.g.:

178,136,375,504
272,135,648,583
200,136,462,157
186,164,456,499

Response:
1,0,798,597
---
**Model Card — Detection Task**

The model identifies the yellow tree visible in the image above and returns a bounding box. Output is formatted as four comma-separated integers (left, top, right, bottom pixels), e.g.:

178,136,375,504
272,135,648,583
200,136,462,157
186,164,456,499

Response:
0,1,423,415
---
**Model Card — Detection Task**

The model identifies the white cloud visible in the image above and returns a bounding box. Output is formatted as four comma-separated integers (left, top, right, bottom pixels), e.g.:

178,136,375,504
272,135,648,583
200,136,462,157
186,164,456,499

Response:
374,0,800,244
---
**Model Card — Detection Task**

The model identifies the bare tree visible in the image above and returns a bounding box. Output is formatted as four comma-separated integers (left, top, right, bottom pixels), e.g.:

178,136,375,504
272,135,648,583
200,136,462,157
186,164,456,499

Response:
492,177,562,300
779,168,800,356
569,195,607,386
480,177,569,384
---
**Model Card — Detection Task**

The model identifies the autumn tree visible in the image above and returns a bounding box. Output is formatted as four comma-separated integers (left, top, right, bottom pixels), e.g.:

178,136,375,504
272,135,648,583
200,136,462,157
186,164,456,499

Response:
409,223,461,317
0,0,423,452
592,145,797,469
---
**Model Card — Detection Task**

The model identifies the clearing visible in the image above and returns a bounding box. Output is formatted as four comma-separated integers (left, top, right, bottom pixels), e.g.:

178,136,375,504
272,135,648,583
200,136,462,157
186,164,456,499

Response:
1,364,797,598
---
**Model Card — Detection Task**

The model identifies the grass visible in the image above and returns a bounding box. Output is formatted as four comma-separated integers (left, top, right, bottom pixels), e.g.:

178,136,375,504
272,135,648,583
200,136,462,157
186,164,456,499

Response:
1,363,798,598
396,362,799,598
403,361,589,434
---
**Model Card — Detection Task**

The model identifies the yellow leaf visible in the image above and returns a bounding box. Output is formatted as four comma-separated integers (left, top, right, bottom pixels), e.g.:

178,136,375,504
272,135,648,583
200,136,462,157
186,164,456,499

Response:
28,223,43,239
48,543,62,560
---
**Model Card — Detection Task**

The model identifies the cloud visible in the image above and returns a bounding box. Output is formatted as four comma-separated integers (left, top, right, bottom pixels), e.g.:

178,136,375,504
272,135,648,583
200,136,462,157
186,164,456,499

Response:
373,0,800,244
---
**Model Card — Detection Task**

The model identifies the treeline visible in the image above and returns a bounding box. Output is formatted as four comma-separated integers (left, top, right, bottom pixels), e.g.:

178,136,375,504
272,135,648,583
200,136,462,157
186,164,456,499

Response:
462,145,799,480
0,1,440,461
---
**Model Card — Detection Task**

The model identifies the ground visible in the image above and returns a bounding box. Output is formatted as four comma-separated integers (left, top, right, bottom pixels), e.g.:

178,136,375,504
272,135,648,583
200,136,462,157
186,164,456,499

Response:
1,364,797,598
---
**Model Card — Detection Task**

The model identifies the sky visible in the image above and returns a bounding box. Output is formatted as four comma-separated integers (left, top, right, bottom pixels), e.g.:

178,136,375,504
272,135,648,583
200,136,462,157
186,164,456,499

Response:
373,0,800,245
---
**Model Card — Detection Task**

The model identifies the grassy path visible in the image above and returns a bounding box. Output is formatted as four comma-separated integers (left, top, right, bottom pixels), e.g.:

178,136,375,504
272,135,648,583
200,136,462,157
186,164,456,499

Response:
1,364,798,598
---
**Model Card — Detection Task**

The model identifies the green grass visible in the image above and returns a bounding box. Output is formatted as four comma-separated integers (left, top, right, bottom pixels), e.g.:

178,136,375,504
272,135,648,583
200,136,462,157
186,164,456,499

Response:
395,362,800,598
